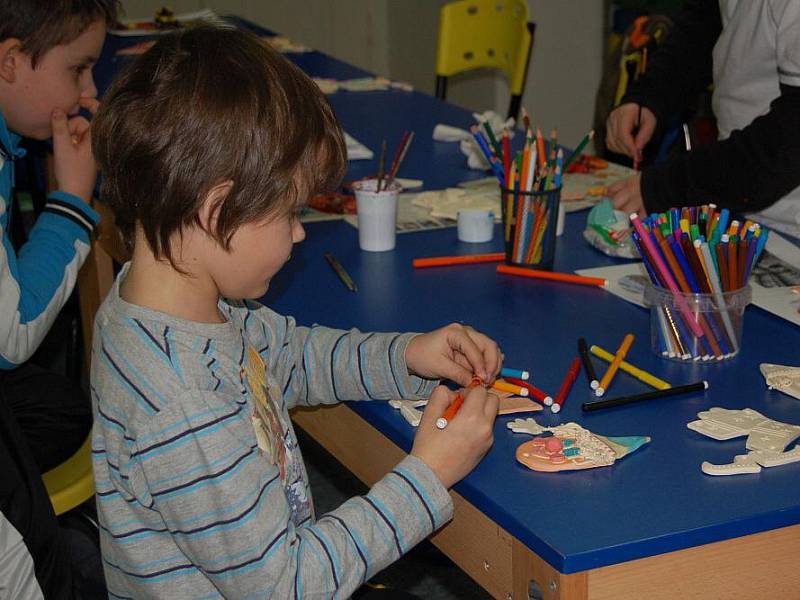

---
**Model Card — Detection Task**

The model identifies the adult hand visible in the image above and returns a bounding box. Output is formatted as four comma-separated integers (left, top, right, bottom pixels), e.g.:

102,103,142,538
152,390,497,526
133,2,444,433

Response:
607,173,646,218
405,323,503,386
605,103,656,161
51,97,99,202
410,385,498,488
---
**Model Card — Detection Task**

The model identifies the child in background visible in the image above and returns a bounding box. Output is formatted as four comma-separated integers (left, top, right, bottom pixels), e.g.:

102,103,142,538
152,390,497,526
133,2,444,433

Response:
91,26,502,598
0,1,118,597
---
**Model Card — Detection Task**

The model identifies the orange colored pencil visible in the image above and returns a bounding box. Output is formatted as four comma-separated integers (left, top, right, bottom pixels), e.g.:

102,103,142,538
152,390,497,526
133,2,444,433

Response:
536,126,546,170
413,253,505,268
497,265,607,287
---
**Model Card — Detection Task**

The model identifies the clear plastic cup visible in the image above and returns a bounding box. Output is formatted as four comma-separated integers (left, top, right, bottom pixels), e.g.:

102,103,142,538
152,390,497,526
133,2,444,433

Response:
353,179,400,252
644,284,751,362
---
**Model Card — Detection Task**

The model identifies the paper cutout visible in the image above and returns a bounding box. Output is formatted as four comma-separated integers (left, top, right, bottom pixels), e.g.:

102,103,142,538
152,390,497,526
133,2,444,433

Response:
760,363,800,400
262,36,311,53
313,77,413,95
687,407,800,475
411,188,499,222
507,418,649,472
390,394,540,427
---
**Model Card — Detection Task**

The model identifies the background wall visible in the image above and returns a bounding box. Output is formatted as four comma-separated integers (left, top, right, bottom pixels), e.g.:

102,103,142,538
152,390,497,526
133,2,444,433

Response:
119,0,604,149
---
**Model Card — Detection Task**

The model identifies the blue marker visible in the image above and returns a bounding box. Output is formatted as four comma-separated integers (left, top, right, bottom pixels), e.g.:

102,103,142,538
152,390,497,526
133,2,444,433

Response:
501,367,529,381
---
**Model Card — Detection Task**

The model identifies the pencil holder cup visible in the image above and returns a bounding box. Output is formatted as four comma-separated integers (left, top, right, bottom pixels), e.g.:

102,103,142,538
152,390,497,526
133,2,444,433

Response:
644,284,751,362
354,178,400,252
500,185,562,270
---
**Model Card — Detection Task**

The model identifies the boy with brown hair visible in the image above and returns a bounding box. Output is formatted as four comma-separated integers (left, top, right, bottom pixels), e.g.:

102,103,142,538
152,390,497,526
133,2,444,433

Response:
0,1,119,597
91,25,502,598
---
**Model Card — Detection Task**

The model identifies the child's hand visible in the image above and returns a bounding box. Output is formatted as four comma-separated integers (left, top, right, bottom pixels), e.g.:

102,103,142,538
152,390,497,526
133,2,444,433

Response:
405,323,502,387
607,173,645,218
410,385,498,489
51,100,98,203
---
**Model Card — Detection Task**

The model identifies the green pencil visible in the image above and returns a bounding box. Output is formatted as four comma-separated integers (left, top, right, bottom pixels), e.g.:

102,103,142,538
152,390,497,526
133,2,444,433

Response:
482,120,503,160
562,129,595,171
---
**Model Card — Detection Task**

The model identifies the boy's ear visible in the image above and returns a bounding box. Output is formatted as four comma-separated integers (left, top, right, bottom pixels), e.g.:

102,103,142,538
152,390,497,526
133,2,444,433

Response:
0,39,24,83
197,180,235,234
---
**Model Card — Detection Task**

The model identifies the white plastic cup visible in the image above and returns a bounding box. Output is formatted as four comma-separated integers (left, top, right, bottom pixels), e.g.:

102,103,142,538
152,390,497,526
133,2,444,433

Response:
354,179,400,252
457,209,495,243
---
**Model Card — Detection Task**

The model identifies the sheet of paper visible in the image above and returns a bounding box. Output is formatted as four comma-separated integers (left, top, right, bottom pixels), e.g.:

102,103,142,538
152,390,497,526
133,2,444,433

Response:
345,132,373,161
457,160,635,215
344,193,455,233
575,232,800,327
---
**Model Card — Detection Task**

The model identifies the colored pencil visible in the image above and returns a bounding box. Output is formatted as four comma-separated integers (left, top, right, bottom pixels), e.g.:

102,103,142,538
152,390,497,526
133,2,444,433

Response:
582,381,708,412
324,253,357,292
375,139,387,190
562,129,595,171
412,252,504,269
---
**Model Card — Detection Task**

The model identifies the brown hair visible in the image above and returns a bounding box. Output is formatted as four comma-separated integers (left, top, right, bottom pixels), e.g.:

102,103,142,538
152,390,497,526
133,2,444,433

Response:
0,0,120,67
92,25,346,268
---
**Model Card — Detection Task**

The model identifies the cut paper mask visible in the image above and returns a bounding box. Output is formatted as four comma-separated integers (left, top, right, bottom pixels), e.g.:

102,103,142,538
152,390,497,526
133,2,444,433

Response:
687,407,800,475
390,394,541,427
760,363,800,401
507,418,649,472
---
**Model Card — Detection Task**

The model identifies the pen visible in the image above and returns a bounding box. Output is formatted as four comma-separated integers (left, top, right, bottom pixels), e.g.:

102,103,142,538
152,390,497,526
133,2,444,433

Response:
324,252,357,292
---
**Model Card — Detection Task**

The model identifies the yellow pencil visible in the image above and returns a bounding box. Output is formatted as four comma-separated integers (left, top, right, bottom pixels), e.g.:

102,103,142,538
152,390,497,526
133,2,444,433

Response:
589,345,670,391
595,334,634,397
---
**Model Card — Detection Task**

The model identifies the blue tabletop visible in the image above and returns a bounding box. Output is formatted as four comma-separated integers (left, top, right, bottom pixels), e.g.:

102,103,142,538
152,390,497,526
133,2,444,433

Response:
101,19,800,575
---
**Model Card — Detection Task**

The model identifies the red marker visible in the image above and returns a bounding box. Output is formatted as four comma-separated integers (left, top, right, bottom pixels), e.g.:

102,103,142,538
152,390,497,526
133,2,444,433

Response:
504,377,553,406
551,357,581,414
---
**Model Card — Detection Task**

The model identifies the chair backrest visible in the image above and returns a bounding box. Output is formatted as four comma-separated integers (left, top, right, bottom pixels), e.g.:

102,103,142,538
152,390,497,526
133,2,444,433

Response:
435,0,534,112
76,198,129,368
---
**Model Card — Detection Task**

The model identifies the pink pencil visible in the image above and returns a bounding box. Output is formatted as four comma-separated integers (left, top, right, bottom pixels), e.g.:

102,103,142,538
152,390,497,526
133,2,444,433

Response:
630,214,705,338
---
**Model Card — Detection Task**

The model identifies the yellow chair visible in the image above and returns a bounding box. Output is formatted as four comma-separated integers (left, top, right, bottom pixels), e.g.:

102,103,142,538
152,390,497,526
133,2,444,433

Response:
40,190,129,516
435,0,535,120
42,435,94,516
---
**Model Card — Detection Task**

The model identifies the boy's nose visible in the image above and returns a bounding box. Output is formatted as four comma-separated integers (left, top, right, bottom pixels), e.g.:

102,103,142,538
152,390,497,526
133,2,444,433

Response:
81,72,98,100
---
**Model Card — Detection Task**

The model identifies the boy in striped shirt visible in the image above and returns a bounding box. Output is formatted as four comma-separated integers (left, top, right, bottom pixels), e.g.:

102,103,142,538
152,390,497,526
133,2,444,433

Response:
90,26,502,598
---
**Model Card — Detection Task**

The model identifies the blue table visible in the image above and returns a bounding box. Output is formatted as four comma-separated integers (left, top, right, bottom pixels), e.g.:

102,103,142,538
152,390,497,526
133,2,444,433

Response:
105,21,800,600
